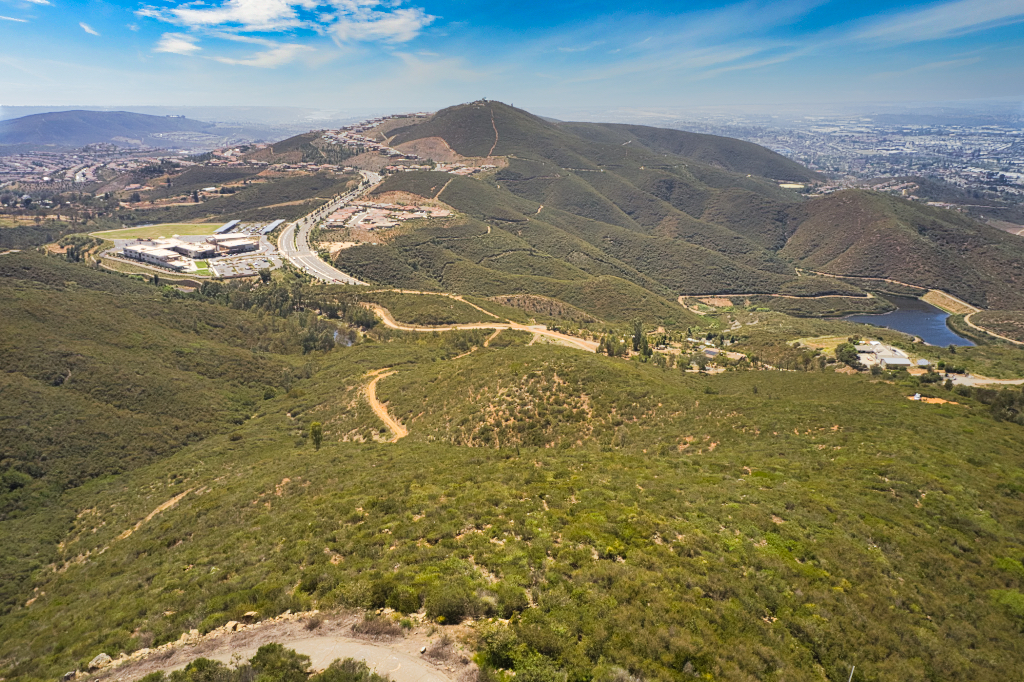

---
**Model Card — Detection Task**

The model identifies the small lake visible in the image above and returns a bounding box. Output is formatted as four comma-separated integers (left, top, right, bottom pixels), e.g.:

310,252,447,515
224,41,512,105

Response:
845,295,975,347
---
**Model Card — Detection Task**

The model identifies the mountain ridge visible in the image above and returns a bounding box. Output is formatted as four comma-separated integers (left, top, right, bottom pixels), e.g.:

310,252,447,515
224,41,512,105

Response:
0,110,216,149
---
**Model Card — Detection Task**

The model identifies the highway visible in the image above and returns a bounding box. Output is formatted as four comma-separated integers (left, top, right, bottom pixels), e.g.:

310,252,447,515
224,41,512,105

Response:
277,170,382,285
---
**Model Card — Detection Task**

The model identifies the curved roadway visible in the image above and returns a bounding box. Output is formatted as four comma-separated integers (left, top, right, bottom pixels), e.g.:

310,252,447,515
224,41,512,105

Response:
278,170,381,284
363,303,599,352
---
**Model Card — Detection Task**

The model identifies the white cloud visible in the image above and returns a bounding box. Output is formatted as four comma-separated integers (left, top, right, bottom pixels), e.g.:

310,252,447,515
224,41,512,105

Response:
155,33,202,55
331,6,434,43
855,0,1024,43
137,1,434,41
1,15,28,22
22,0,50,4
79,22,99,35
214,42,313,67
138,0,315,32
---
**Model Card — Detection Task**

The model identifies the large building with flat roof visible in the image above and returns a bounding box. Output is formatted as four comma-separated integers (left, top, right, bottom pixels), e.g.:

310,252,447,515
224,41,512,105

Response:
122,243,189,271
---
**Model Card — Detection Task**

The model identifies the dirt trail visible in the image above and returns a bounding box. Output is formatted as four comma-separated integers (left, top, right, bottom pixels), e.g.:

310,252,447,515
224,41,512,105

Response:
794,268,929,291
483,329,502,347
963,312,1024,347
117,489,193,540
362,303,598,352
487,106,499,157
364,369,407,442
433,178,454,200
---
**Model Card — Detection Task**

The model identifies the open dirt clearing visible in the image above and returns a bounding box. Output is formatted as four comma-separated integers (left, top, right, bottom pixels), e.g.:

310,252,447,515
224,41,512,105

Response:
92,613,461,682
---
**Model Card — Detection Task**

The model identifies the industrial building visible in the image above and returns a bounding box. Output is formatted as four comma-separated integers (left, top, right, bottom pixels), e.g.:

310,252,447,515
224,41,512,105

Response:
216,237,259,255
121,234,260,270
122,243,189,271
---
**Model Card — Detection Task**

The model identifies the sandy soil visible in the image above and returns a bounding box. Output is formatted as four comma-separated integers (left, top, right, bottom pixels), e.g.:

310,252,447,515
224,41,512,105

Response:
363,370,408,442
90,612,468,682
698,298,733,308
360,300,598,352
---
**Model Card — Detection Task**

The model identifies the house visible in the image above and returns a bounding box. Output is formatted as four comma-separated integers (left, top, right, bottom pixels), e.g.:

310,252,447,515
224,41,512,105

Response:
703,348,720,359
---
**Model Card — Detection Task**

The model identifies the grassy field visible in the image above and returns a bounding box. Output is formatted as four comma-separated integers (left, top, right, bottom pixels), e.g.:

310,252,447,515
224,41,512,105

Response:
90,223,222,239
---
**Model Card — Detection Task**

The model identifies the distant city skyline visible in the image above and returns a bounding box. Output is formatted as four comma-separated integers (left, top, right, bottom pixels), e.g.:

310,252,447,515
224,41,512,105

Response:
1,0,1023,115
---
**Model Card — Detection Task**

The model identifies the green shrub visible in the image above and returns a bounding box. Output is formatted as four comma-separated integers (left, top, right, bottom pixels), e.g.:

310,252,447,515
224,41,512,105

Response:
494,582,529,618
249,643,311,682
425,582,474,624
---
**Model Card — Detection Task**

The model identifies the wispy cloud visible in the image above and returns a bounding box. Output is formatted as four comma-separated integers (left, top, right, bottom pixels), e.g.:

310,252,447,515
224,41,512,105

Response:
137,0,434,42
154,33,201,55
558,41,603,54
869,56,983,79
1,15,27,22
136,0,434,66
854,0,1024,44
214,42,313,67
22,0,50,4
79,22,99,36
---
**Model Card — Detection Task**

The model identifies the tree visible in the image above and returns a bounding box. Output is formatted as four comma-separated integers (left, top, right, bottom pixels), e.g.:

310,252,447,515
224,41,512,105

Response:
310,422,323,450
258,268,271,283
192,190,200,203
631,319,651,356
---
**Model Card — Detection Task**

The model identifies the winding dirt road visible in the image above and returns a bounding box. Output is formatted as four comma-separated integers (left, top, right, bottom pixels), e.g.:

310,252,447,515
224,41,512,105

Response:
963,312,1024,347
363,369,408,442
362,303,599,352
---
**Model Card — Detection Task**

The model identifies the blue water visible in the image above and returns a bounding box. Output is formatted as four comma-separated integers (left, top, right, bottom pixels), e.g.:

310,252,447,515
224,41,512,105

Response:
845,295,975,347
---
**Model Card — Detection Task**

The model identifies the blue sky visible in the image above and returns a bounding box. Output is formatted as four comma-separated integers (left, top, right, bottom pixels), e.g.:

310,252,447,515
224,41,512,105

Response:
1,0,1022,114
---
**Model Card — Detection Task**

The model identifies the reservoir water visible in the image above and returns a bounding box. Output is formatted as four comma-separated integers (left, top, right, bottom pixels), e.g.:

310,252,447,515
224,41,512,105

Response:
845,295,975,347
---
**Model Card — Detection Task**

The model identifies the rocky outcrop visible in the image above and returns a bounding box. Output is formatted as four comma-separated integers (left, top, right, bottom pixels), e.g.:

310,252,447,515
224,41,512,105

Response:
87,653,112,671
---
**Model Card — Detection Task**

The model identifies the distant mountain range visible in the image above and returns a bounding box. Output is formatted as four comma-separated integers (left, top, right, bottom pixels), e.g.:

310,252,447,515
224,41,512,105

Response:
0,109,318,153
0,110,218,149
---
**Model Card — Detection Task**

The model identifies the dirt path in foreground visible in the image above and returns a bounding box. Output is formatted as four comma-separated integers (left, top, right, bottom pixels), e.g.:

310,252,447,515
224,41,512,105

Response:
364,369,407,442
92,613,461,682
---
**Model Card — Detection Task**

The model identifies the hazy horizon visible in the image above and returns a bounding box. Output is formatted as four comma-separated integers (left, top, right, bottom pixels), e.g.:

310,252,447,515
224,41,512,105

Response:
2,0,1023,114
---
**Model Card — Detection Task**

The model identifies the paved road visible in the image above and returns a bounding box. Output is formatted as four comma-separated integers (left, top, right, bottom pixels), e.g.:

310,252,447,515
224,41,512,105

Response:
278,170,381,284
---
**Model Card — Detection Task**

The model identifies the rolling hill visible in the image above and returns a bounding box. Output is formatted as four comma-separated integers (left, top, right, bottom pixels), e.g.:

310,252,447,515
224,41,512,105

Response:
3,256,1024,682
0,110,215,149
783,190,1024,309
6,103,1024,682
351,101,1024,311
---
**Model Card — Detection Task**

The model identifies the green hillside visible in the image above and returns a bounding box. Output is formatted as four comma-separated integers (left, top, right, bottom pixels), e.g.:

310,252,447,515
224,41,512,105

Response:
8,103,1024,682
558,122,821,182
375,102,1024,312
130,172,360,224
0,253,362,620
783,190,1024,309
3,260,1024,681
